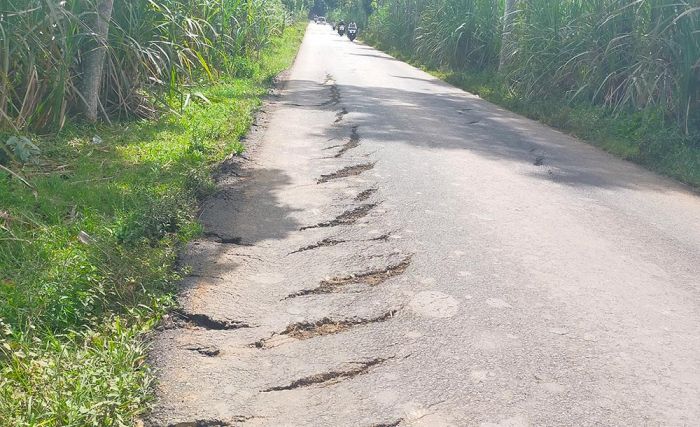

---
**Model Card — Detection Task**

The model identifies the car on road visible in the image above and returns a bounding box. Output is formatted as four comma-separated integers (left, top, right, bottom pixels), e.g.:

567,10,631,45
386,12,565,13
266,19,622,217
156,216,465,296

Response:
316,17,326,25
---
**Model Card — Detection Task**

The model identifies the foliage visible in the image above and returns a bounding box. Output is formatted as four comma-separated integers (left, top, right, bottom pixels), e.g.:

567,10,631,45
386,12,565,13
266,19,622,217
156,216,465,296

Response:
0,22,306,425
350,0,699,133
0,0,290,132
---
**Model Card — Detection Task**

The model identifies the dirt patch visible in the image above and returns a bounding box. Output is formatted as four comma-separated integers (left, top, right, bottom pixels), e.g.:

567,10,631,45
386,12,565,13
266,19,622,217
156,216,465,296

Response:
261,358,389,392
317,162,374,184
299,203,377,230
285,256,412,298
334,126,361,158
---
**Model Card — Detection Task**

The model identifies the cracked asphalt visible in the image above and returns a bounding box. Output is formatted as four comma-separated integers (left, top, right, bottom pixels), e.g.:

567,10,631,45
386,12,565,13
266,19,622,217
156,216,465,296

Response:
147,23,700,426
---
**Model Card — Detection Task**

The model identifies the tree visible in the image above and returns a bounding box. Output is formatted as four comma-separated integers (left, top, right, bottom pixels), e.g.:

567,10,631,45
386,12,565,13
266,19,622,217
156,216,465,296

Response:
80,0,114,122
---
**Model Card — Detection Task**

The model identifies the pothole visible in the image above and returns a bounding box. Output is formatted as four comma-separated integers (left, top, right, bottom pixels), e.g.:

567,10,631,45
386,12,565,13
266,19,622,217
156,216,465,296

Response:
169,420,230,427
251,309,399,349
317,162,374,184
334,126,361,158
355,188,377,202
169,416,254,427
261,357,390,392
168,310,252,330
285,256,412,298
299,203,377,230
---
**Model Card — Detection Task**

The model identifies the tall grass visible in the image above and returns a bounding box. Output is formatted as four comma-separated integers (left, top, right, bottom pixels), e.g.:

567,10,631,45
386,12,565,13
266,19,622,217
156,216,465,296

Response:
0,0,289,132
356,0,699,134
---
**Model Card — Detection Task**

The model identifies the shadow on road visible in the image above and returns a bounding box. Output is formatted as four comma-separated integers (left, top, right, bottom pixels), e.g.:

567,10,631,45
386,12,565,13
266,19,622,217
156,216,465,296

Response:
279,78,679,193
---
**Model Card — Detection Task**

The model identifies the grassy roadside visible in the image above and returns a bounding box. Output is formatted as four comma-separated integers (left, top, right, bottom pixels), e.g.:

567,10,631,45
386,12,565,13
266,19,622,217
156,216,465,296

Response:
372,47,700,189
0,22,306,427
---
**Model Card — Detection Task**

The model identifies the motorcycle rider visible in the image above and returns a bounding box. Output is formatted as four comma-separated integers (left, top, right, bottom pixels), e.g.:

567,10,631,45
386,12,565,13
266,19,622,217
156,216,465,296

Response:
347,21,358,40
337,19,346,35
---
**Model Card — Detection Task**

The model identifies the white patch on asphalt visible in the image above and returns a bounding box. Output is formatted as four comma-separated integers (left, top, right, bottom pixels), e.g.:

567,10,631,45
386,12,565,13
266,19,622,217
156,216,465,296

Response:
480,415,529,427
485,298,512,309
409,291,460,318
249,272,285,284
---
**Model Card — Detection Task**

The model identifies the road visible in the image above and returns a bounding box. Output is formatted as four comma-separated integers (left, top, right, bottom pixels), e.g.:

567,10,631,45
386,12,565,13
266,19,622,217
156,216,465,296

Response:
147,23,700,426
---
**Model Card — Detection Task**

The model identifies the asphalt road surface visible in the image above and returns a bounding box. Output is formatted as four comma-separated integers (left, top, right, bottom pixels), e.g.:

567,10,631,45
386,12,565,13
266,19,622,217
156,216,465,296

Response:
147,23,700,426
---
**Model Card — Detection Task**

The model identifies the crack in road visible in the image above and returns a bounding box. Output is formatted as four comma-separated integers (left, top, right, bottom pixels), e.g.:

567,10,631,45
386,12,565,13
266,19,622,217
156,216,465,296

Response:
317,162,375,183
355,188,377,201
261,358,390,392
371,420,404,427
167,415,256,427
183,345,221,357
299,203,377,230
288,233,390,254
251,309,399,349
202,232,251,246
170,310,252,330
285,256,412,299
334,126,361,158
335,107,348,123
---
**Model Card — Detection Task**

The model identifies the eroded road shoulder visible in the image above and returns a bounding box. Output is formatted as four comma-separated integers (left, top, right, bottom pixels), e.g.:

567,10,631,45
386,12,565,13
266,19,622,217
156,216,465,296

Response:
147,27,414,427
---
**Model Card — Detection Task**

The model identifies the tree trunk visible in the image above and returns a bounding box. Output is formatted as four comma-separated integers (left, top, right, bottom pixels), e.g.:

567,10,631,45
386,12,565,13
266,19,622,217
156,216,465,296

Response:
80,0,114,122
498,0,518,72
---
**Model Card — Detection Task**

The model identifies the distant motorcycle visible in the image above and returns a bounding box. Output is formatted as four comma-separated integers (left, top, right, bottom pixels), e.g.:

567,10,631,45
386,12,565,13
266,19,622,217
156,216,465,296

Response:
347,23,357,41
337,23,345,36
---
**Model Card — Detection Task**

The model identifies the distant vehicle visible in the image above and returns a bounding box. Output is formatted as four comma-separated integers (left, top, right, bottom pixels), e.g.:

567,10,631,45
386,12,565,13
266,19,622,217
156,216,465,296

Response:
337,21,346,36
317,17,326,25
347,22,357,41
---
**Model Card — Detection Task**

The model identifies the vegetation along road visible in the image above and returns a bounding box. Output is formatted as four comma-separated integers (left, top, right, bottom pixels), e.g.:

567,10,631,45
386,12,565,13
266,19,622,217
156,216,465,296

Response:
1,0,699,426
148,22,700,426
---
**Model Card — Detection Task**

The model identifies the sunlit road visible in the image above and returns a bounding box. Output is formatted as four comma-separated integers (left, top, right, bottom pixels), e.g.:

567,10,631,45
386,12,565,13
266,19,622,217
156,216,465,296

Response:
148,23,700,426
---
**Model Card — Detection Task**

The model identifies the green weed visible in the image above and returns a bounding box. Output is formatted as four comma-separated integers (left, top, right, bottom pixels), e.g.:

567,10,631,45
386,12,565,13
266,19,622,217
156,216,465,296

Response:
0,22,306,426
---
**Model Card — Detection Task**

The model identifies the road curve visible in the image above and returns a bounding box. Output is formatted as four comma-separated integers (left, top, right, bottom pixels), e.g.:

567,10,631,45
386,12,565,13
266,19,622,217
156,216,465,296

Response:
147,23,700,426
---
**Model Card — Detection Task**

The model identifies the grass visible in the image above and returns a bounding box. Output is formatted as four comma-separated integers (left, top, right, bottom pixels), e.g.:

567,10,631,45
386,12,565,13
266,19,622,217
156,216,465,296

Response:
0,21,306,426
